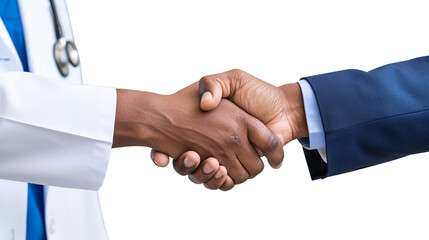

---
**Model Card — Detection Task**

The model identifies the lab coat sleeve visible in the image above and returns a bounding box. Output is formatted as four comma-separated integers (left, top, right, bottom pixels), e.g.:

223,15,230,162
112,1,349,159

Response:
0,72,117,190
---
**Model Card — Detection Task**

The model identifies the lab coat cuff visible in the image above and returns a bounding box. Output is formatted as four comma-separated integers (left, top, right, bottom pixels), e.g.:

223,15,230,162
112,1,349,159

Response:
84,87,117,190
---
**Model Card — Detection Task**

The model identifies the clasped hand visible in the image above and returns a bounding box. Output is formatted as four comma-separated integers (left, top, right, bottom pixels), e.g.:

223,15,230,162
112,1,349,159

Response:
113,70,307,191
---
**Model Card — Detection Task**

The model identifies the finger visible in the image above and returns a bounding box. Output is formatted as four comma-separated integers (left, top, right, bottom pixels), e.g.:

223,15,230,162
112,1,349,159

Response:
199,74,229,111
151,149,170,167
247,115,284,169
220,175,235,191
204,166,227,190
188,158,249,184
237,146,264,179
188,158,219,184
227,156,250,184
172,151,201,176
254,147,264,157
188,174,202,184
235,129,264,179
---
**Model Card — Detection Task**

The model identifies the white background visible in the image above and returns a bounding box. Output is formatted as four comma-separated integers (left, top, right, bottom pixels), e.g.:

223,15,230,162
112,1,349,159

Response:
67,0,429,239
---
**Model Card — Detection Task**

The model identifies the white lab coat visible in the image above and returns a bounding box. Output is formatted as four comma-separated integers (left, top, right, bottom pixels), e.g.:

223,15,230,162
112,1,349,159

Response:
0,0,116,239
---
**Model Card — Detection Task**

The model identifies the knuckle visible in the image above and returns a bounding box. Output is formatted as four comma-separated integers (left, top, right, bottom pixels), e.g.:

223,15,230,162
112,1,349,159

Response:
220,181,234,191
229,69,249,82
235,112,247,122
234,171,249,184
227,132,244,147
198,76,211,93
204,183,217,190
250,161,264,179
229,69,244,75
199,75,209,83
221,186,233,191
216,152,229,163
263,132,279,153
188,174,202,184
173,162,187,176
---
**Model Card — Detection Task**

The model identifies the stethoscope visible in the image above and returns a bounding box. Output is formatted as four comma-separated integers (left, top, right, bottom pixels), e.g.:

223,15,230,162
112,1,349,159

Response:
49,0,80,77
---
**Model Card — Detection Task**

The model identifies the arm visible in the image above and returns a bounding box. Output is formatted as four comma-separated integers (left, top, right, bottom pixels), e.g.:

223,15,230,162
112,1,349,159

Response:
0,72,116,190
302,56,429,179
0,73,282,190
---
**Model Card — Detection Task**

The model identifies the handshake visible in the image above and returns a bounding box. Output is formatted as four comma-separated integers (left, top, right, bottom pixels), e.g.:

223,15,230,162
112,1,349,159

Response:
111,56,429,191
113,69,308,191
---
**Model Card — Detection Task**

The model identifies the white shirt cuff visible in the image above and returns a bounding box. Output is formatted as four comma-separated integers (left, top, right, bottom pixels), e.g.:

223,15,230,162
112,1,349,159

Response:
297,80,327,162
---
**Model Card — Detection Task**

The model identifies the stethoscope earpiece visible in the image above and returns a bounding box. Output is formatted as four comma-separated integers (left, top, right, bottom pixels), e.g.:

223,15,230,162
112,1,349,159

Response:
50,0,80,77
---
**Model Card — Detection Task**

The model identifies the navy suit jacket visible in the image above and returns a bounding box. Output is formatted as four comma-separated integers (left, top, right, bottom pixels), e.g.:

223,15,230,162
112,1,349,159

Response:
302,56,429,180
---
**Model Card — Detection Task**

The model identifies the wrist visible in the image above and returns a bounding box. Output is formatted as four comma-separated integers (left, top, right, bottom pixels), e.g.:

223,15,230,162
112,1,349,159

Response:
112,89,159,148
278,83,309,140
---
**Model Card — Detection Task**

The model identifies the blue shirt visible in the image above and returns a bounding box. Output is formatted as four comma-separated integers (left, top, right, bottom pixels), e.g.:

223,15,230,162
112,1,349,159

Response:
298,80,326,150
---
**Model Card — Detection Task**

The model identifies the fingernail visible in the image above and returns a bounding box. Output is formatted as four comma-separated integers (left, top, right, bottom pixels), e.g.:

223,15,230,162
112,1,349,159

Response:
201,91,212,103
183,157,195,168
150,152,158,166
214,170,223,179
203,163,215,174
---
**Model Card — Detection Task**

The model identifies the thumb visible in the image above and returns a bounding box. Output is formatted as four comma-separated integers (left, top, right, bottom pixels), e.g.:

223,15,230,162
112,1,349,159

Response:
199,74,231,111
247,115,285,169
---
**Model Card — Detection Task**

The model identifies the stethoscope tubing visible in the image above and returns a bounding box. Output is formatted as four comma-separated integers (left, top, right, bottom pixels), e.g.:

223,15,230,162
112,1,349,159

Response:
49,0,63,39
50,0,80,77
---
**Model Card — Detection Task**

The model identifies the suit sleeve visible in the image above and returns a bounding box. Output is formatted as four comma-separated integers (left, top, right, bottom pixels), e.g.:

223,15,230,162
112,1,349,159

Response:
0,72,116,190
301,56,429,180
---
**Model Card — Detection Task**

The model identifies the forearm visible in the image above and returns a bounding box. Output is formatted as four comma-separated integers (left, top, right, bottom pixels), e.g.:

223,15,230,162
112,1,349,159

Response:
302,55,429,179
278,83,309,140
113,89,159,148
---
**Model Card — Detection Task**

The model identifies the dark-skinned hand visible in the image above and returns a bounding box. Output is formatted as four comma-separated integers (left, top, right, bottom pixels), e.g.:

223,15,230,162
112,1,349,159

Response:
152,70,308,190
113,82,284,190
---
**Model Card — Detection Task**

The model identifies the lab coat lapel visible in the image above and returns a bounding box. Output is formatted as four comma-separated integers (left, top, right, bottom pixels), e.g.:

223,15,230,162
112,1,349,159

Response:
0,180,28,240
15,1,106,239
0,15,28,240
17,0,82,84
0,18,23,72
